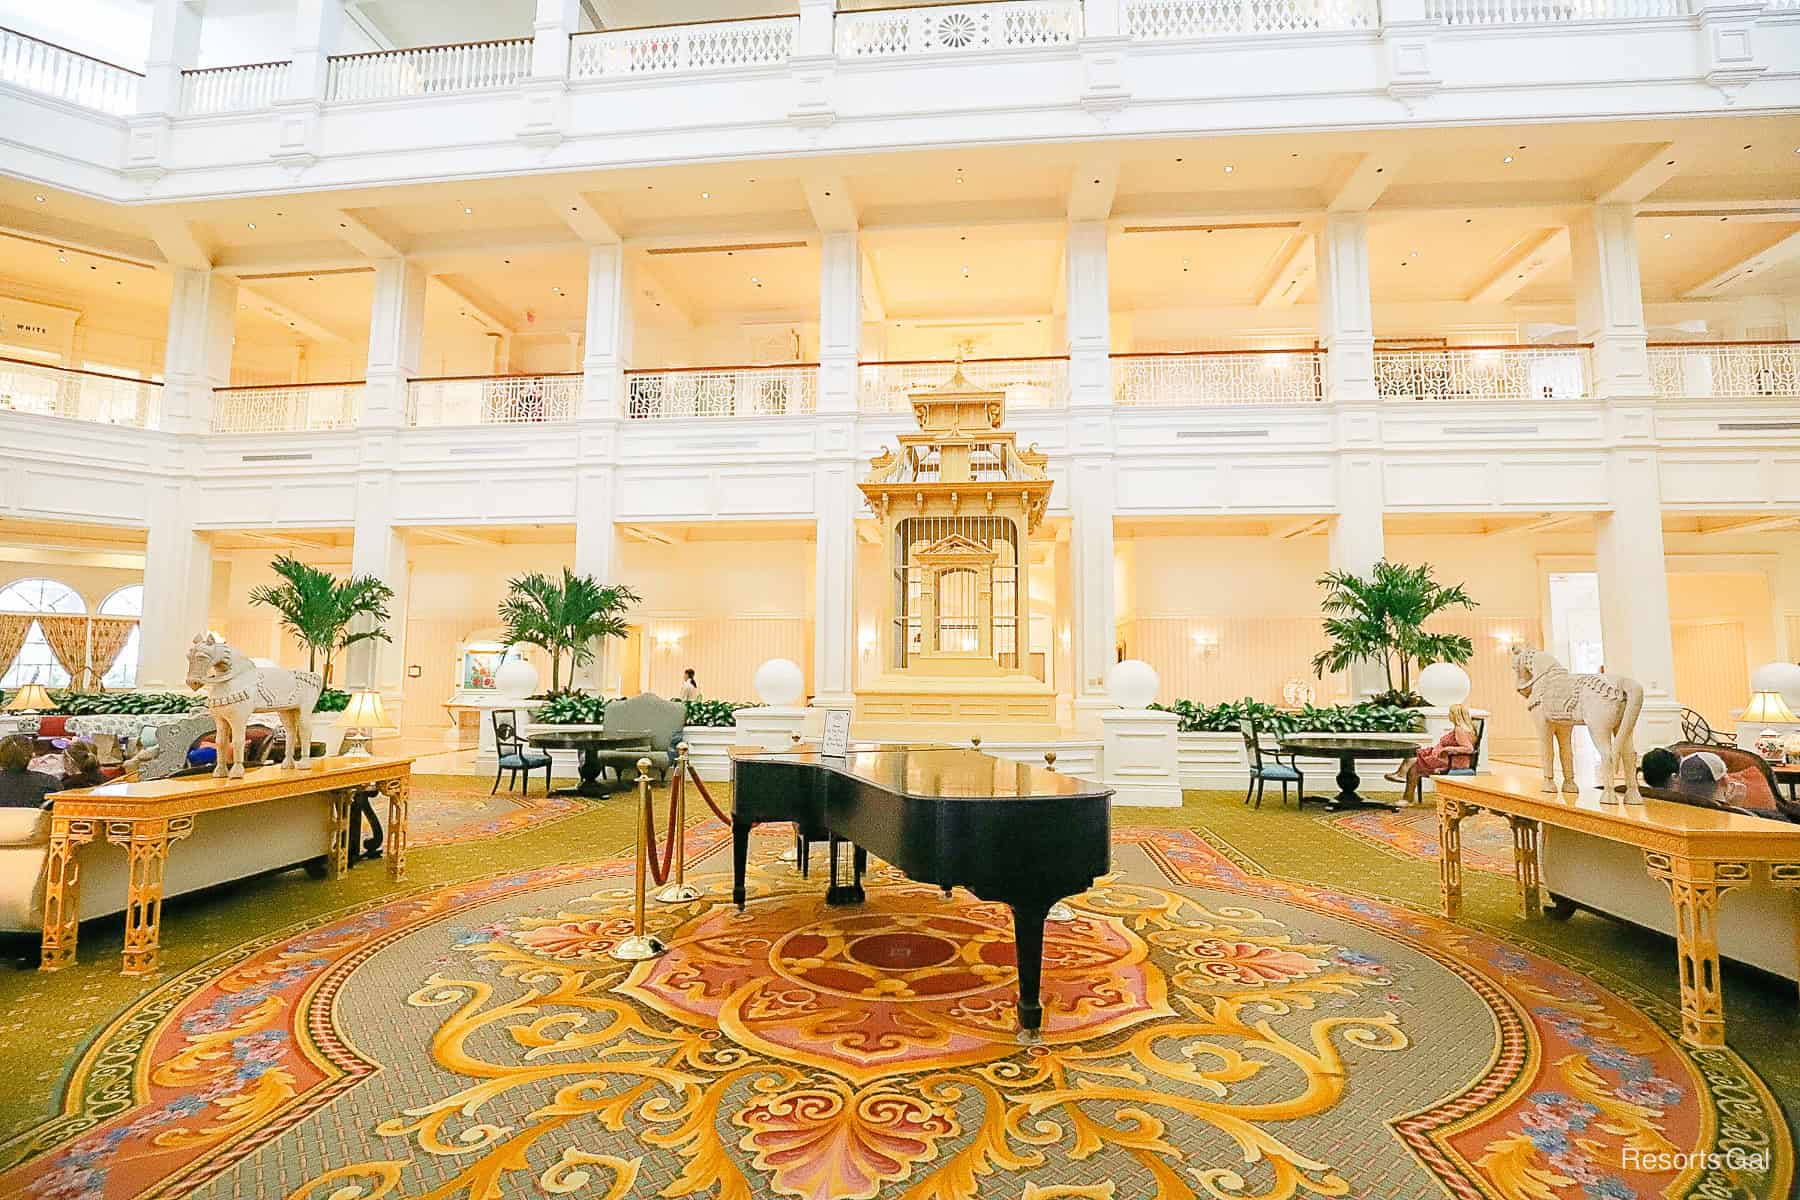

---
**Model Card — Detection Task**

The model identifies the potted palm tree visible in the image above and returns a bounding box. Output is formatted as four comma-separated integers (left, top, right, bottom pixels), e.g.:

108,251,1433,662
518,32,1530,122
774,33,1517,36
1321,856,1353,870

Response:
498,568,640,694
1310,560,1476,707
248,556,395,688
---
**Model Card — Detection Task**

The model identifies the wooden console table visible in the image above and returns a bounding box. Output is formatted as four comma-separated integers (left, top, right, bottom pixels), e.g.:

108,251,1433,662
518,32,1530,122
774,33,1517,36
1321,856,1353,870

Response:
1435,765,1800,1049
41,756,413,977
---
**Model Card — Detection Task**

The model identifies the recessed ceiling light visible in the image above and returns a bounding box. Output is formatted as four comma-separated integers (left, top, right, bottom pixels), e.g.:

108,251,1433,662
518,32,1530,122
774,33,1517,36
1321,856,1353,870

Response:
33,194,45,203
1663,232,1672,239
288,320,296,326
1665,160,1675,166
275,210,284,216
1174,157,1183,163
1742,144,1752,150
463,206,473,215
247,222,257,229
1409,249,1418,257
569,205,578,212
503,258,512,264
338,221,348,229
114,279,122,285
750,275,761,284
1400,261,1409,268
1502,155,1514,164
701,191,711,199
56,254,66,263
1223,164,1234,174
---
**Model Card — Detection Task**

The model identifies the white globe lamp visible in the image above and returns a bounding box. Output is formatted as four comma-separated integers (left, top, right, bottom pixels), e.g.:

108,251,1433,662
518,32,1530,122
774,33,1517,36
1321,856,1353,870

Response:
1417,662,1472,709
753,658,805,708
495,657,540,699
1750,661,1800,713
1106,659,1161,710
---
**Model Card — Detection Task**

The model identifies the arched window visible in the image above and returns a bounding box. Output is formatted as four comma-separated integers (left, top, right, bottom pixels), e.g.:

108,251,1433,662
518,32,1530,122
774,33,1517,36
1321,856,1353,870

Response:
100,584,144,688
0,578,86,689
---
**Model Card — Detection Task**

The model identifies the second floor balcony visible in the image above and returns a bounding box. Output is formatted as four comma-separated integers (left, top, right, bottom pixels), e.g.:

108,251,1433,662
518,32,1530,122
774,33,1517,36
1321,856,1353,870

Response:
0,357,160,428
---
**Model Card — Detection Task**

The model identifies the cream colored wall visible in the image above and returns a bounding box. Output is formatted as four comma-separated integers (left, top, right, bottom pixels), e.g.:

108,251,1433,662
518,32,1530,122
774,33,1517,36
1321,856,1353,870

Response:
0,555,143,611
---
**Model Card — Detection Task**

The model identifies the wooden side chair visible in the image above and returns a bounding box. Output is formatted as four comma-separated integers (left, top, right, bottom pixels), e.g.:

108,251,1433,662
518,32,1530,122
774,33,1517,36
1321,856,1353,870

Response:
492,709,553,796
1239,717,1303,808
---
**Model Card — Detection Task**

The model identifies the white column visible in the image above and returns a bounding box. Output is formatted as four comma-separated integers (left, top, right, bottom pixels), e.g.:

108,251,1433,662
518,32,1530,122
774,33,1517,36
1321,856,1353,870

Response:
1571,204,1653,400
797,0,836,55
1069,459,1117,729
582,243,632,419
790,0,837,126
531,0,579,76
572,466,619,694
141,0,202,115
347,472,408,706
139,482,213,690
1317,213,1376,404
1330,459,1388,701
1595,450,1683,749
818,232,861,416
813,458,858,712
364,259,427,428
285,0,343,101
161,268,236,435
1065,221,1111,411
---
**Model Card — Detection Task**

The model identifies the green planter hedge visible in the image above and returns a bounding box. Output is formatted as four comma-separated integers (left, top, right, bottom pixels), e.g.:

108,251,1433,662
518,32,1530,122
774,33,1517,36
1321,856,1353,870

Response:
1152,697,1425,738
531,693,756,728
0,689,353,716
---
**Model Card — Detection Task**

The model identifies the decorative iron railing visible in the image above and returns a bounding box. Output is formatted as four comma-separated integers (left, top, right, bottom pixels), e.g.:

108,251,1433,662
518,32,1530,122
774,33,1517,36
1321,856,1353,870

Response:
1649,342,1800,400
0,357,160,427
211,383,363,432
625,365,818,419
836,1,1083,57
1113,350,1325,406
179,60,290,114
407,374,582,426
1124,0,1377,39
326,38,532,102
858,357,1070,413
1373,345,1591,402
0,27,139,115
570,17,798,78
1422,0,1685,23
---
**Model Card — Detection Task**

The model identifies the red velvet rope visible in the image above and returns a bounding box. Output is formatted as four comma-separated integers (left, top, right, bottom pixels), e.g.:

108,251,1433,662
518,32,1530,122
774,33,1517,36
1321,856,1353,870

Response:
641,770,679,887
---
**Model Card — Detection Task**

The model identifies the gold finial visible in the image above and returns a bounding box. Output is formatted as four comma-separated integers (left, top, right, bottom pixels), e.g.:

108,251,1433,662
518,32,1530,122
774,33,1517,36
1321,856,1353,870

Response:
790,732,803,746
1044,750,1057,772
971,735,982,751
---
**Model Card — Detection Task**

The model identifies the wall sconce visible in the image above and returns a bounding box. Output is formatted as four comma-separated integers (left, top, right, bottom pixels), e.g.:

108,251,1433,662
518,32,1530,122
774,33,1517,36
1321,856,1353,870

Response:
1190,631,1219,658
1493,631,1520,652
653,630,683,651
858,628,878,657
1058,626,1071,651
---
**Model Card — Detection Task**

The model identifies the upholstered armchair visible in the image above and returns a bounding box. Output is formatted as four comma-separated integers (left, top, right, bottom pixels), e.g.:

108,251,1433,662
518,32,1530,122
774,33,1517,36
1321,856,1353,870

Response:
597,693,687,784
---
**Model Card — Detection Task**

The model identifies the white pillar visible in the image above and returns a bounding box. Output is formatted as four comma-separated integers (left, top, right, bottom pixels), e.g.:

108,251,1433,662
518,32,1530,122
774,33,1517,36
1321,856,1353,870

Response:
531,0,579,76
1329,460,1388,701
813,458,858,712
1069,459,1117,729
347,472,408,708
161,268,236,435
582,243,632,419
796,0,836,55
1100,708,1182,807
141,0,202,115
285,0,343,101
818,232,861,416
1571,204,1653,399
364,259,427,428
1595,451,1682,750
1065,221,1111,411
573,466,619,694
139,483,212,691
1317,214,1376,404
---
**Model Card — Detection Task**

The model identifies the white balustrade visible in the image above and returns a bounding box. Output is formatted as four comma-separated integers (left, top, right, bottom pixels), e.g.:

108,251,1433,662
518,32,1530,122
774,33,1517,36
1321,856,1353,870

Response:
835,1,1082,57
1125,0,1377,39
1373,346,1590,402
0,357,159,427
859,359,1069,413
211,384,363,433
0,27,139,115
179,61,290,115
1649,342,1800,400
625,366,818,419
1114,351,1325,406
326,39,532,102
570,18,797,78
407,375,582,426
1423,0,1685,23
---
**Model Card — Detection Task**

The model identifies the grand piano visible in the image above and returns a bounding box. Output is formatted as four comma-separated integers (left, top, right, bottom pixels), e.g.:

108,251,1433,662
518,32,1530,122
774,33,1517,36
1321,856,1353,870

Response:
730,744,1112,1036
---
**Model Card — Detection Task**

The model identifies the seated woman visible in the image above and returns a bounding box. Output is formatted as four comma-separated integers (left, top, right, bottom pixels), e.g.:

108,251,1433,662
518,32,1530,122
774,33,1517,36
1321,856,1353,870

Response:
1388,703,1477,805
59,741,105,791
0,734,61,809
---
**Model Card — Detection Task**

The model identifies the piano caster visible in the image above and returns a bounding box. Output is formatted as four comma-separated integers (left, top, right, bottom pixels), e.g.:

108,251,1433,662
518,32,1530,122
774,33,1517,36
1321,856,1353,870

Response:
1016,1024,1043,1046
610,933,668,961
1045,901,1076,922
940,887,954,901
653,881,703,904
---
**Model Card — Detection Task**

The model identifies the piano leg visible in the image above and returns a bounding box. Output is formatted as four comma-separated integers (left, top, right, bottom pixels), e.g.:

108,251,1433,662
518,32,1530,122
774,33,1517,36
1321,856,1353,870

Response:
732,818,752,911
825,835,865,906
1008,898,1054,1041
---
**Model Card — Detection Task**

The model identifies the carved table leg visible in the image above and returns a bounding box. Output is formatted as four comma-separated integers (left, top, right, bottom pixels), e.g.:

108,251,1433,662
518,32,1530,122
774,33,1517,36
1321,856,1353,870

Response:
1438,797,1468,920
1771,862,1800,1008
1507,815,1544,920
381,776,410,881
328,790,352,880
39,817,97,972
106,816,194,977
1645,853,1747,1049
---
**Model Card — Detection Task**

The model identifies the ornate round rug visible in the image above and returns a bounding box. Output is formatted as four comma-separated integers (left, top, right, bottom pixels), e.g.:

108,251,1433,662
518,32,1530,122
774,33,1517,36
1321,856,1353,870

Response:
1328,804,1516,876
0,828,1788,1200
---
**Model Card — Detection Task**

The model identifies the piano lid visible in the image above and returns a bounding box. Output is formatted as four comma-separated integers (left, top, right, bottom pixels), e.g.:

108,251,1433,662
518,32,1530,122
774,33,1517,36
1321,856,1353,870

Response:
732,745,1109,802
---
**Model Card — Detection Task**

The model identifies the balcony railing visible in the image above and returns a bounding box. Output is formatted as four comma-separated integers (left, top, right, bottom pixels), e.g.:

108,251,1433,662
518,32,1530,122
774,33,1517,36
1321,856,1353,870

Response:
179,61,290,114
570,17,798,78
836,1,1082,57
212,382,363,432
0,27,138,115
1373,345,1590,402
859,357,1069,413
1124,0,1378,39
407,374,581,426
1649,341,1800,400
626,365,818,419
1114,350,1325,406
1423,0,1686,23
0,357,159,427
326,38,532,102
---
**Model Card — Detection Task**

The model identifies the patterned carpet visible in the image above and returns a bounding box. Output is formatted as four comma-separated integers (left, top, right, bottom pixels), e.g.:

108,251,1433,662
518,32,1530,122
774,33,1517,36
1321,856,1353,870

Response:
0,807,1790,1200
406,784,585,849
1328,804,1515,876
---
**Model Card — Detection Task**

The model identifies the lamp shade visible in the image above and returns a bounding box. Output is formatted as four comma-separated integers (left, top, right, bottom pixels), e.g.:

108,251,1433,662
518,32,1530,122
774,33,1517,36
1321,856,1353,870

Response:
3,683,54,713
753,658,805,707
1106,659,1161,710
336,689,392,729
1417,662,1472,708
1742,689,1799,725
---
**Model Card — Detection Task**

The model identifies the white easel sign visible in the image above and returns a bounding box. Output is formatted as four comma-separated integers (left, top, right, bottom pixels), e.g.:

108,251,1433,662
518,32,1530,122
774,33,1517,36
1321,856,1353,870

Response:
822,709,852,758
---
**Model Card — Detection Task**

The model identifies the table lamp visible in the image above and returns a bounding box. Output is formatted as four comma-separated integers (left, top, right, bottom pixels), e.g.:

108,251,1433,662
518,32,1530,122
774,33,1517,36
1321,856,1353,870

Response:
3,682,54,714
1743,689,1798,762
336,689,391,758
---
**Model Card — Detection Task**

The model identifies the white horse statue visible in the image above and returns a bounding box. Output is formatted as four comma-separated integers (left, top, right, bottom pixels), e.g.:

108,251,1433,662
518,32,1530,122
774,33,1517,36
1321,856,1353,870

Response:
185,635,324,778
1510,646,1645,803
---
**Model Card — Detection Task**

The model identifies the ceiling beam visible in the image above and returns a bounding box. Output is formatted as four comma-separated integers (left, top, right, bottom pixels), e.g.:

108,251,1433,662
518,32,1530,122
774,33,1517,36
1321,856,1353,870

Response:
331,208,407,258
430,274,514,333
141,213,214,270
1068,162,1119,223
1467,227,1569,304
228,529,342,552
1256,232,1314,308
545,187,623,244
803,177,859,234
1277,517,1331,539
341,2,397,50
1326,151,1407,213
0,206,163,267
1593,142,1683,206
1699,513,1800,536
631,257,694,328
1492,513,1583,538
236,283,343,343
419,527,504,546
1683,228,1800,298
622,525,677,545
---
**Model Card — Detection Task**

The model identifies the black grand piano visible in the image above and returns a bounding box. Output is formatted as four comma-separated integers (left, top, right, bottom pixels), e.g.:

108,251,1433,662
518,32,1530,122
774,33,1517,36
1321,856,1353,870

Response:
730,744,1112,1036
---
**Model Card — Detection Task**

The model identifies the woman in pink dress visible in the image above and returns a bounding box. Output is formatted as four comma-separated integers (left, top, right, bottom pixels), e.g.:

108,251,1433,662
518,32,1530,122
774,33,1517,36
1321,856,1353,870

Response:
1388,703,1477,805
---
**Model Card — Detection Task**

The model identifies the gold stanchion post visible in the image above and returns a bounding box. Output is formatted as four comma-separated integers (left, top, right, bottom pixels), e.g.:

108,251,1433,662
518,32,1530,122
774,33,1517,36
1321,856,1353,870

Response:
611,757,669,961
654,744,703,903
1043,748,1075,923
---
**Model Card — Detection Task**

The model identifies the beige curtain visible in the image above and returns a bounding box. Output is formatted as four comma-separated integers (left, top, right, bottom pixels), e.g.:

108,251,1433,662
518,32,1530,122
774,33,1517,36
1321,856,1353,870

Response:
87,617,139,686
0,614,31,684
35,616,93,689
